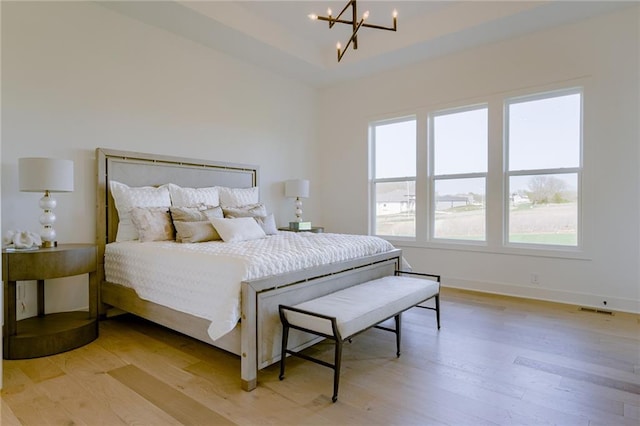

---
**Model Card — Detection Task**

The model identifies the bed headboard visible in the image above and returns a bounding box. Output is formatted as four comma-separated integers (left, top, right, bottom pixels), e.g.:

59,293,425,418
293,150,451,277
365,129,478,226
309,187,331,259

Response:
96,148,259,278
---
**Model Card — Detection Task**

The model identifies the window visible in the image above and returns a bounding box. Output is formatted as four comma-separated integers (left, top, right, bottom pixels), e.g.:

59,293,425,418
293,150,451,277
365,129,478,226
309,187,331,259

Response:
368,85,584,254
505,90,582,246
370,117,416,238
431,106,488,241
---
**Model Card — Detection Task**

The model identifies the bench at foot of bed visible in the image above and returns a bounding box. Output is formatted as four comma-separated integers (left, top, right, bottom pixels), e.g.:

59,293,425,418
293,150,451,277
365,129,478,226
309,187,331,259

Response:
278,270,440,402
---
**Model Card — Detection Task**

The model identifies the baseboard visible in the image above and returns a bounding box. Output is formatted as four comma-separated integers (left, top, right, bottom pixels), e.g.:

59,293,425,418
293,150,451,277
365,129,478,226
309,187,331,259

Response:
443,278,640,314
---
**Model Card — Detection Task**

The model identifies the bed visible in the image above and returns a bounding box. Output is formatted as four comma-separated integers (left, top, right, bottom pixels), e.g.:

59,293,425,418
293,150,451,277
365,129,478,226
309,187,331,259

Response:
96,148,402,390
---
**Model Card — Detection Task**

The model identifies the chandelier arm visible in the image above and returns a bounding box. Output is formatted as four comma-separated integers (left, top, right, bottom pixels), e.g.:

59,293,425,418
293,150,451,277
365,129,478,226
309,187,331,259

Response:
316,17,396,32
338,18,365,62
316,16,355,26
333,0,355,27
351,0,358,49
361,22,397,32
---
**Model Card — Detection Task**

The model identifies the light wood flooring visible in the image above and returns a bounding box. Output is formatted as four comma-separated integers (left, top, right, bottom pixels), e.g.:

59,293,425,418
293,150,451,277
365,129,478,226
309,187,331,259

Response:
2,288,639,425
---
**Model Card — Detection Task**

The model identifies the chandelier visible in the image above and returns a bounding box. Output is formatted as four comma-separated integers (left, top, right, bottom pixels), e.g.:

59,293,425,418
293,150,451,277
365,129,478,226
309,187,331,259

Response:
308,1,398,62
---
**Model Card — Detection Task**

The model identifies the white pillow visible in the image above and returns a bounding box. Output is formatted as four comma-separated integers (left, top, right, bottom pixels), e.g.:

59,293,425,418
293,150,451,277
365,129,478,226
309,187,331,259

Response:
209,217,266,243
110,181,171,242
168,183,220,207
218,186,259,207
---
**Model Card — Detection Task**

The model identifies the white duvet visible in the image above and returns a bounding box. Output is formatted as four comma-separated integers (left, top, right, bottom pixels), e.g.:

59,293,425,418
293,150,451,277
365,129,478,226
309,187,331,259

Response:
105,232,396,340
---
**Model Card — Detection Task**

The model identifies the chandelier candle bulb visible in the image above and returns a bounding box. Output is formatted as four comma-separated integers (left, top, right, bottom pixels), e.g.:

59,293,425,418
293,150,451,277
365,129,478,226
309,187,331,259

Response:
393,10,397,29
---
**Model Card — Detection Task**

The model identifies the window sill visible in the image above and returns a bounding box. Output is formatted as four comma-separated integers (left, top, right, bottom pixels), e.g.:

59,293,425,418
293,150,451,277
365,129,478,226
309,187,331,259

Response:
384,238,592,261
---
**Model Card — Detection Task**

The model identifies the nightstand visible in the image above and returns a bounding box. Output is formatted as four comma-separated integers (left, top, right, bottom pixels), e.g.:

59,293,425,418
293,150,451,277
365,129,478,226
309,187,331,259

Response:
2,244,98,359
279,226,324,233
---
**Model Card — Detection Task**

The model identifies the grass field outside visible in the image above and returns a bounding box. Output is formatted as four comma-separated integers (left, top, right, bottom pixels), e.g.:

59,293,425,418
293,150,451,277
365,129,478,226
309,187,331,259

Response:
376,202,577,245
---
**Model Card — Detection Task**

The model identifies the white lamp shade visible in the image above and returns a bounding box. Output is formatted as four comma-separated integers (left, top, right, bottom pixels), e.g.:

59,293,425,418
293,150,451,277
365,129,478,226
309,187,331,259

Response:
285,179,310,198
19,158,74,192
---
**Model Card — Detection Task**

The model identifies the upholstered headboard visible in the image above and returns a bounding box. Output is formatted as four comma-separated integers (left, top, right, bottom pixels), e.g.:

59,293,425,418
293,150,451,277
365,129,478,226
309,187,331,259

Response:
95,148,259,286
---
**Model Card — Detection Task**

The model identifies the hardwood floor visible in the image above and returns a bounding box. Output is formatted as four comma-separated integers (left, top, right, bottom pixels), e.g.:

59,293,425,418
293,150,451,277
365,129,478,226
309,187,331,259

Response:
2,288,639,425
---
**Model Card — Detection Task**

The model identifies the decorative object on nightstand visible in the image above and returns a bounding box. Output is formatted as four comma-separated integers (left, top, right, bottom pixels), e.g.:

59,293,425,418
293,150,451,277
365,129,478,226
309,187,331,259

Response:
285,179,310,229
279,226,325,233
2,230,41,250
19,157,74,248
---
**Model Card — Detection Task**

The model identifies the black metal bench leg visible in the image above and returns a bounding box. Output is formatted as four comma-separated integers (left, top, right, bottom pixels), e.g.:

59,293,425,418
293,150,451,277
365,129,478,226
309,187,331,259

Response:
279,324,289,380
332,340,343,403
435,294,441,329
395,314,402,357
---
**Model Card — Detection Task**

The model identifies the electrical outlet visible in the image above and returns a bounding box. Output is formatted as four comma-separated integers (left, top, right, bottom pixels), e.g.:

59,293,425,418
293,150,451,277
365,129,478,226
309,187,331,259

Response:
530,273,539,285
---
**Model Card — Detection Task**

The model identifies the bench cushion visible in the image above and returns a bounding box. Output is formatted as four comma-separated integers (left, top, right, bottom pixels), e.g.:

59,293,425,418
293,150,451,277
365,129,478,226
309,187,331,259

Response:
284,276,439,339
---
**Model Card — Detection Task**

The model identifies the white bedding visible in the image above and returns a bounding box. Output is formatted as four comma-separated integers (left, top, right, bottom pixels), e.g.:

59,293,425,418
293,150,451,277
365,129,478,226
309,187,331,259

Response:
105,231,396,340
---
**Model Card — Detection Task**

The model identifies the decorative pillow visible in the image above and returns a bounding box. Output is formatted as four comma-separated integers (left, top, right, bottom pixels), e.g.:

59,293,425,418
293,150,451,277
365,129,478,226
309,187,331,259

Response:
170,206,223,222
218,186,259,207
222,203,267,218
170,207,223,243
168,183,220,208
254,214,278,235
110,181,172,242
130,207,175,242
209,217,266,243
170,206,224,242
173,221,219,243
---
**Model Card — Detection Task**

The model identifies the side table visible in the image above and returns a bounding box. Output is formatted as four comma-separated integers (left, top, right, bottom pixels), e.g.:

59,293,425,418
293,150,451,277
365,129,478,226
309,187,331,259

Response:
2,243,98,359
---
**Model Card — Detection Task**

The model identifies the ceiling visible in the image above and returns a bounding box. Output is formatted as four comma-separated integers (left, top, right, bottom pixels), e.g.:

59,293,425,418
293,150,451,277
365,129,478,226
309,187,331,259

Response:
100,1,633,87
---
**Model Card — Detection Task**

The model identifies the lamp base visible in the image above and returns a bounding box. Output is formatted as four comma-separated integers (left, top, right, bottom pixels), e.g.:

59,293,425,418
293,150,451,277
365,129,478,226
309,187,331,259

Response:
39,191,58,249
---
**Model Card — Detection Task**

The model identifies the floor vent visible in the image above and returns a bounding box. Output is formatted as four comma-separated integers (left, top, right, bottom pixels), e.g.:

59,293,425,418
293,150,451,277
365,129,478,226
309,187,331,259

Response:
579,307,613,315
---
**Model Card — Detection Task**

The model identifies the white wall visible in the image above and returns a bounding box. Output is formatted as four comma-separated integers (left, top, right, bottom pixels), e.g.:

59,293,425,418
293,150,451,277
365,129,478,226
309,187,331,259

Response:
1,2,320,316
2,3,638,321
318,7,640,313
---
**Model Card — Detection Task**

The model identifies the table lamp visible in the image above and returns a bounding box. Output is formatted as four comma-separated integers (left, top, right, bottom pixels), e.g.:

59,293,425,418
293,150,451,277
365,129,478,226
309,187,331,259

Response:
285,179,310,230
19,157,74,248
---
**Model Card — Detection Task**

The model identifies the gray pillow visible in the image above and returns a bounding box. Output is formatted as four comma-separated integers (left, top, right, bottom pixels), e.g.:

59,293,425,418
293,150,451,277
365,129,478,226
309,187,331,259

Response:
254,214,278,235
222,203,267,218
170,206,223,243
173,221,220,243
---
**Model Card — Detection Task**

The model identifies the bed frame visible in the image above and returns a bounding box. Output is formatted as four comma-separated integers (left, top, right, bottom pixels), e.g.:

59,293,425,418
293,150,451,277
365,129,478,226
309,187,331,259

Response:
96,148,402,390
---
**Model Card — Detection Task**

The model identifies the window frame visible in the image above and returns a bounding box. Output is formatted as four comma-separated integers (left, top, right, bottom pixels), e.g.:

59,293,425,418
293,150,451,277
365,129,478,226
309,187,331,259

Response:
429,103,489,243
503,87,583,250
369,115,417,240
367,83,588,260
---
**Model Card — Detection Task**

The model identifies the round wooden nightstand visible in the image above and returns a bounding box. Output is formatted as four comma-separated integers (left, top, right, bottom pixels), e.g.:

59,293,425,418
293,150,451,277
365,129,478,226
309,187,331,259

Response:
2,244,98,359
